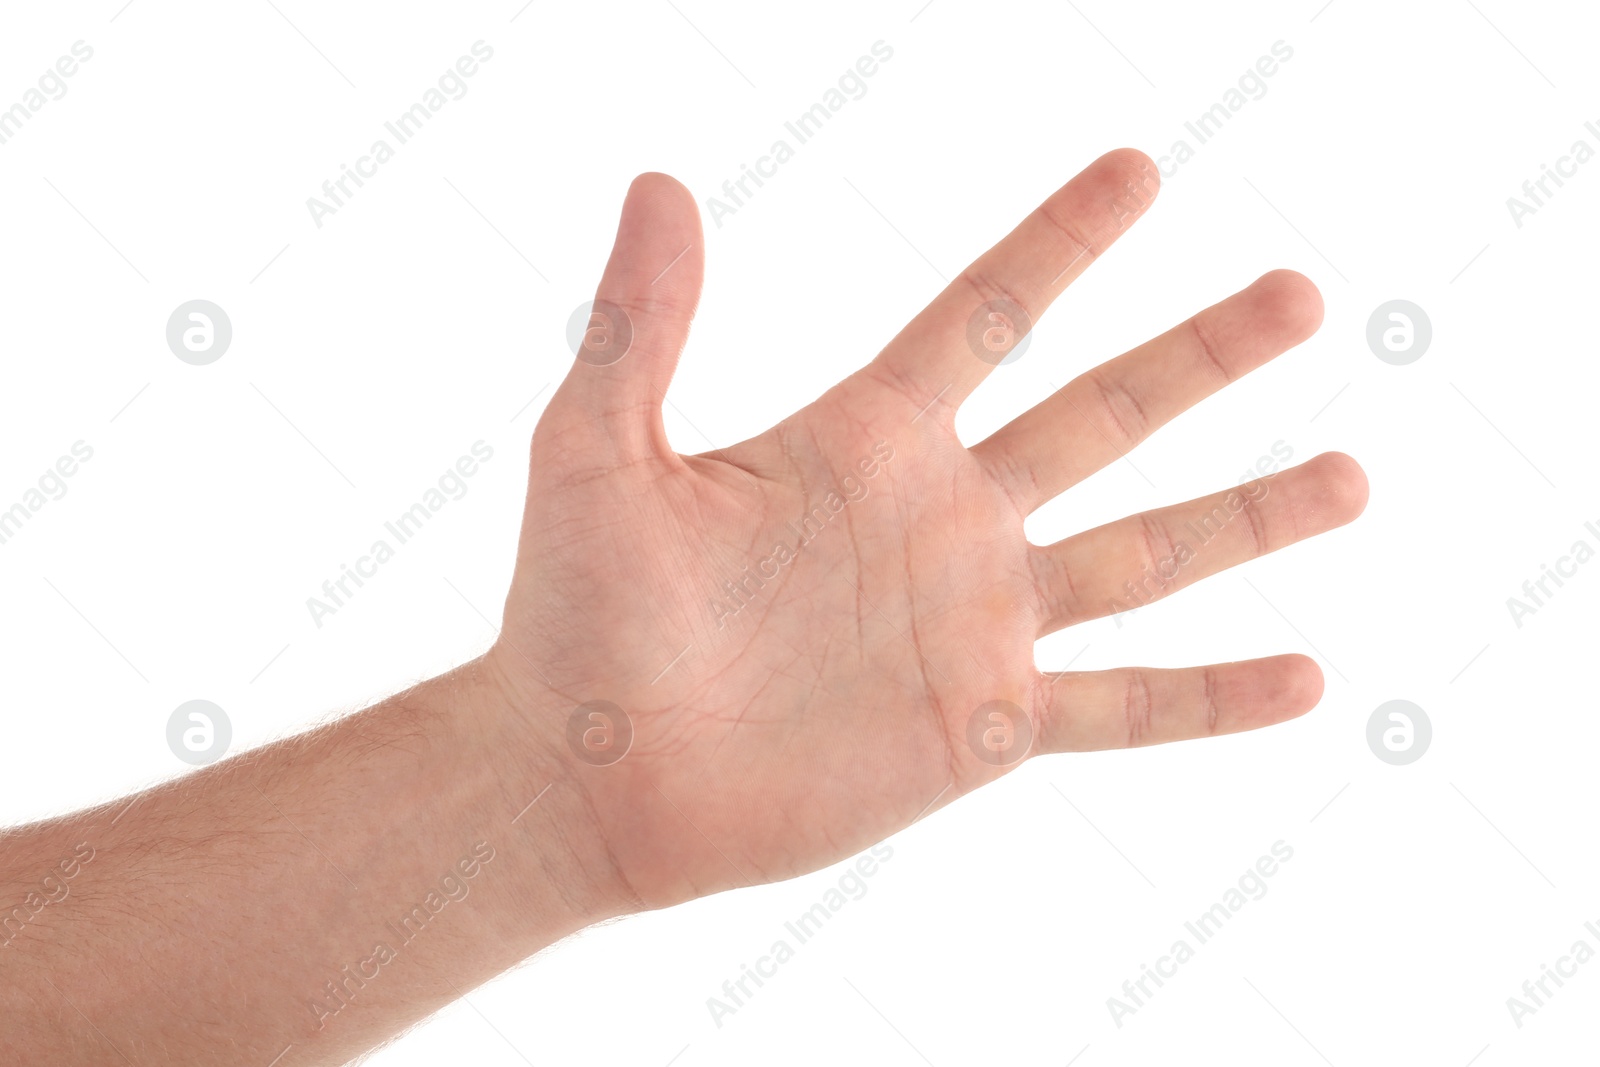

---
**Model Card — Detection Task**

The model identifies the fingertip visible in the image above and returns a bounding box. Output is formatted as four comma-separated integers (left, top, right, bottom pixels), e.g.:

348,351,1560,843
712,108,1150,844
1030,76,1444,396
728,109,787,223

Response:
1275,653,1325,717
619,173,701,241
1304,450,1370,525
628,171,692,200
1098,146,1161,200
607,172,704,292
1253,269,1324,340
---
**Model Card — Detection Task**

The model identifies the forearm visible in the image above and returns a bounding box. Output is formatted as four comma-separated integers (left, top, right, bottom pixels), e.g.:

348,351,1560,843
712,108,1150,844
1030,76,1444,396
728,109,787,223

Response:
0,657,632,1066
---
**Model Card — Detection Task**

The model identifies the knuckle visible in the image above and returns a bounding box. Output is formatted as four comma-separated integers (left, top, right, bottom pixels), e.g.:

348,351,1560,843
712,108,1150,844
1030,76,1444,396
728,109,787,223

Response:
1086,369,1149,448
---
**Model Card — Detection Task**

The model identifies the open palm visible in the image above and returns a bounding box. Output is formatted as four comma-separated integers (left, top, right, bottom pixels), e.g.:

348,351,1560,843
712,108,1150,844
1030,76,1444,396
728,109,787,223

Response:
490,150,1367,911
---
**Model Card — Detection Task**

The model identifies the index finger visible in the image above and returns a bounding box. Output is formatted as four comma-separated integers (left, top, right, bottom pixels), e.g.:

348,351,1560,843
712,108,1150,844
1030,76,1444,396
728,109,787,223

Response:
867,148,1159,419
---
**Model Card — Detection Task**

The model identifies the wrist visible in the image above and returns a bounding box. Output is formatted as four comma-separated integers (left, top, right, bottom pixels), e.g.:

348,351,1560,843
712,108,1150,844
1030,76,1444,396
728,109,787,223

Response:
461,649,645,930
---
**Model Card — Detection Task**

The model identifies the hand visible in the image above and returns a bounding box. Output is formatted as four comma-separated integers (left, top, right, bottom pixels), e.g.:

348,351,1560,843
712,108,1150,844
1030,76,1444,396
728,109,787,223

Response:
0,149,1369,1067
488,149,1368,912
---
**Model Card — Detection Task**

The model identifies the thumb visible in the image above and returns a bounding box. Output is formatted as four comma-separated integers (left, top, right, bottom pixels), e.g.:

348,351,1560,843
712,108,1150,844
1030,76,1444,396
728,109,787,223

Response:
548,172,704,462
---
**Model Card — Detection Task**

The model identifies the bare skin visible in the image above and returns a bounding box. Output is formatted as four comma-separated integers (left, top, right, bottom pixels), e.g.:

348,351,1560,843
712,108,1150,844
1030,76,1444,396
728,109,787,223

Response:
0,149,1366,1064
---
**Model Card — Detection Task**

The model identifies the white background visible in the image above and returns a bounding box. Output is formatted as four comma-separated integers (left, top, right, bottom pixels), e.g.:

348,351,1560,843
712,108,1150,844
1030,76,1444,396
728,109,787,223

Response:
2,0,1597,1063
